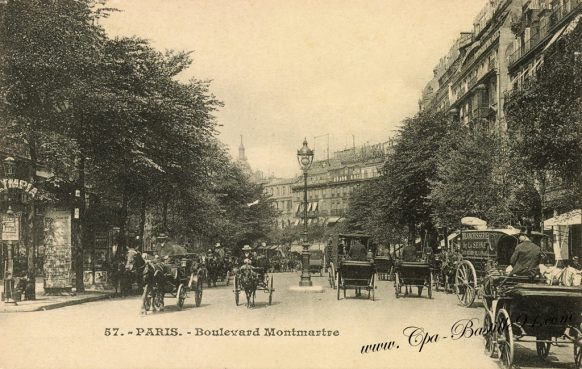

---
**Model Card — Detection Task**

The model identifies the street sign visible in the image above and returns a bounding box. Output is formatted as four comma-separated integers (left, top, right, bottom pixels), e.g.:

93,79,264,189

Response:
1,214,20,241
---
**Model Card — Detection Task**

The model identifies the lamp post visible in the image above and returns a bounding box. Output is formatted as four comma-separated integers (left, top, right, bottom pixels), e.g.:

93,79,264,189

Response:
2,157,16,303
297,138,314,287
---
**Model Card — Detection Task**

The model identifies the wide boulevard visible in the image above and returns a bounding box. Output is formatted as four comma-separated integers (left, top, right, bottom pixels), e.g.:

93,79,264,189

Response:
0,272,574,369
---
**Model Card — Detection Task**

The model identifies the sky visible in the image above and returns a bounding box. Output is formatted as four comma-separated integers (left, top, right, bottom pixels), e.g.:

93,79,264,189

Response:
102,0,486,178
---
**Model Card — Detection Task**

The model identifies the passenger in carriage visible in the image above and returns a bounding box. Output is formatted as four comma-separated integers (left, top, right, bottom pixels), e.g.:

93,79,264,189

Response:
507,234,542,277
401,244,418,262
348,240,367,261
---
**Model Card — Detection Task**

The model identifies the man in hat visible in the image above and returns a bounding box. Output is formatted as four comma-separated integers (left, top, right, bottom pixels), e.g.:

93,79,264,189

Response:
508,234,541,277
241,245,256,266
215,242,225,259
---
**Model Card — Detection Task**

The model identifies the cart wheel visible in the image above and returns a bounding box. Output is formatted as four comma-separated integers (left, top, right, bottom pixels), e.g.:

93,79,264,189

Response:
371,275,375,301
153,290,164,312
176,284,186,309
496,308,514,369
195,278,203,307
329,263,336,288
455,260,477,307
337,274,341,300
574,340,581,369
536,340,551,360
394,273,400,298
483,311,496,357
141,284,152,314
234,275,240,306
225,270,230,286
268,275,273,306
428,273,433,299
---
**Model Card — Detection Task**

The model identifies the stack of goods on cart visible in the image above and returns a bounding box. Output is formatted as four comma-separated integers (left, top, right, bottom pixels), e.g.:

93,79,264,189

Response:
539,262,582,287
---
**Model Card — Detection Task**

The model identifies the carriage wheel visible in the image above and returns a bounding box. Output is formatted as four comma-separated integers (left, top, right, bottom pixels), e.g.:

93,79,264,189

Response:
536,339,551,360
337,275,341,300
371,275,375,301
483,311,496,357
195,278,203,307
496,308,514,369
141,284,152,314
328,263,336,288
234,275,240,306
428,273,433,299
455,260,477,307
574,340,581,369
153,289,164,312
225,270,230,286
176,284,186,310
394,273,400,298
268,275,274,306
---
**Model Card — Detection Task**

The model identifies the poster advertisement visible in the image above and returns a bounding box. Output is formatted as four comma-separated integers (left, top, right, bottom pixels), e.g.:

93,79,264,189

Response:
1,213,20,241
43,210,73,290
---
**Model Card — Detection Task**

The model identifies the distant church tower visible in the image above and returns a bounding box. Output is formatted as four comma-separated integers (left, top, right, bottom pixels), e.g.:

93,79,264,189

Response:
237,135,251,173
238,135,247,162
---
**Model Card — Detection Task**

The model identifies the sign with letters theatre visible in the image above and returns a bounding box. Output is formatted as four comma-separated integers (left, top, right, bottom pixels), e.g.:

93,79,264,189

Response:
43,210,73,290
0,178,38,198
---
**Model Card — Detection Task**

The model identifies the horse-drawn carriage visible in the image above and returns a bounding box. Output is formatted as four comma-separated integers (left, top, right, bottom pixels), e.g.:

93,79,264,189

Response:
233,261,274,308
336,260,376,300
204,254,231,287
393,261,433,298
481,274,582,369
140,253,204,314
450,228,553,307
374,256,394,281
308,249,324,276
326,233,373,289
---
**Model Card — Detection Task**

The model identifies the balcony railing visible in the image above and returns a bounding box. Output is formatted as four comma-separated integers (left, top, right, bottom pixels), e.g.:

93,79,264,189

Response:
509,0,581,66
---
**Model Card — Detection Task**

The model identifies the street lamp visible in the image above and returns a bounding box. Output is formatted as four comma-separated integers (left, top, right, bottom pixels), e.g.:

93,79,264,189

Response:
297,138,314,287
2,156,16,303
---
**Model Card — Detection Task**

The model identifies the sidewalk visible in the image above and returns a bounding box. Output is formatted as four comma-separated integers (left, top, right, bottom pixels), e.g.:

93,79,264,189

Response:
0,280,117,313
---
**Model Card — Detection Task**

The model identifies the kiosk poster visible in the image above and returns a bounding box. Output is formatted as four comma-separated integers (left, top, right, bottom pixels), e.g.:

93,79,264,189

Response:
43,210,73,289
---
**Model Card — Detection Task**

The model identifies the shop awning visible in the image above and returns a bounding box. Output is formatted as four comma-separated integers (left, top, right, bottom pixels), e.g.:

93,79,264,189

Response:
543,14,581,52
325,216,344,225
544,209,581,228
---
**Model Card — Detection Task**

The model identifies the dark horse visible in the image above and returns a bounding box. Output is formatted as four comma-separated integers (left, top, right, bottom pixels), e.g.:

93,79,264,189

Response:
124,248,146,295
238,266,258,308
205,256,225,287
141,260,166,314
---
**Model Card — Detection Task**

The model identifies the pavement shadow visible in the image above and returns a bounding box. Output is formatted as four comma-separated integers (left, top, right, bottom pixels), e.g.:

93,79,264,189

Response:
499,342,572,369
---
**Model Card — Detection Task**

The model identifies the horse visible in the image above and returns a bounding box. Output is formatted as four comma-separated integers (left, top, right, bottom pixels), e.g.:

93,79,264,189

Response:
205,255,225,287
238,266,259,308
124,248,146,295
141,260,167,314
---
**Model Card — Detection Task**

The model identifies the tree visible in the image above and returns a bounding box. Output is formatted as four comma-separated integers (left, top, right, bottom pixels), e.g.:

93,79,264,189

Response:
430,123,513,228
0,0,108,294
377,110,452,246
505,22,582,217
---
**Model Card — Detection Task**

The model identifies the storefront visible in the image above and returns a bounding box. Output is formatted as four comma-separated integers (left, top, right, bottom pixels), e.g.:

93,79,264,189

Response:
545,209,582,260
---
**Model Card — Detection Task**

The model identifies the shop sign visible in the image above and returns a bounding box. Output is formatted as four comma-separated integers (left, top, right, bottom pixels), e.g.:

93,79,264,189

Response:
0,178,38,198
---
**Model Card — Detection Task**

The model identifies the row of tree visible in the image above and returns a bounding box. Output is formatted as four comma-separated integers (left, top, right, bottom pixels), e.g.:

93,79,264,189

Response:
344,23,581,248
0,1,276,291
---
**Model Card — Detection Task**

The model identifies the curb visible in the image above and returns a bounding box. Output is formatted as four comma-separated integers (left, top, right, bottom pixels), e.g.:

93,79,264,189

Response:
1,292,117,313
